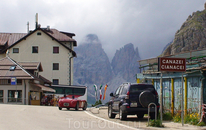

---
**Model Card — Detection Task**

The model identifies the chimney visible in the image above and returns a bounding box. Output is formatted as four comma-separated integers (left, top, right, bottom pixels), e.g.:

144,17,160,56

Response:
47,26,50,30
27,22,29,33
35,13,38,29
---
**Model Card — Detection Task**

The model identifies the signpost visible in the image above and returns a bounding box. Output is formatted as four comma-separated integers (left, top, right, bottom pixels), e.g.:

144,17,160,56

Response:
11,77,16,85
158,57,186,126
11,77,17,103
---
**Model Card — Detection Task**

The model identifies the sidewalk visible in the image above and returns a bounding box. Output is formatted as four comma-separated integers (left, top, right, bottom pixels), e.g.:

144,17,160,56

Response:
88,107,206,130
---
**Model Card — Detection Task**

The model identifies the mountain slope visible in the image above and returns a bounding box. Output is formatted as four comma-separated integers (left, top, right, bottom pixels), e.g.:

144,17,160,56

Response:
73,34,113,85
73,35,141,105
163,9,206,56
111,43,141,82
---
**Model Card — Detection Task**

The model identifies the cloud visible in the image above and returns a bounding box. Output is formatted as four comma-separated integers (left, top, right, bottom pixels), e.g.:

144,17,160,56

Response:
0,0,205,60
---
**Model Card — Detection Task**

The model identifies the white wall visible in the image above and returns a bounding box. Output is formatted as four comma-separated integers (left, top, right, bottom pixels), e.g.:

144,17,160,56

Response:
0,80,30,105
7,30,74,85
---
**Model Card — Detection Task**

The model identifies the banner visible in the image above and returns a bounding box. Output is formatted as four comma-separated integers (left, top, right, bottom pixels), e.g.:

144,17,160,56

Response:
99,85,102,100
93,84,98,101
103,84,108,100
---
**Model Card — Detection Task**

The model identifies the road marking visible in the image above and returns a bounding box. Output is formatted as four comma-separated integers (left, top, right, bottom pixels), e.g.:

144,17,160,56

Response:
84,111,141,130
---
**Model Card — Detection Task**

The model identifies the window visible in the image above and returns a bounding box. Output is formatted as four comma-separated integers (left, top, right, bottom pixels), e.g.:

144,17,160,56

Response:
0,79,10,85
53,63,59,70
17,79,22,85
32,46,38,53
115,86,122,95
13,48,19,53
122,85,129,95
37,32,41,35
53,47,59,54
8,90,22,102
0,90,3,102
53,79,59,85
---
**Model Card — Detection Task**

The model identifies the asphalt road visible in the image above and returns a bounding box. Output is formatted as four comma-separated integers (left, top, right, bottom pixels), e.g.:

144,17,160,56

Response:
0,104,140,130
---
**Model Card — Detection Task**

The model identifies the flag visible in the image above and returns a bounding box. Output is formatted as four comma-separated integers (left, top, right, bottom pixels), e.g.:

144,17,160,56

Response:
94,84,98,101
99,85,102,100
103,84,108,100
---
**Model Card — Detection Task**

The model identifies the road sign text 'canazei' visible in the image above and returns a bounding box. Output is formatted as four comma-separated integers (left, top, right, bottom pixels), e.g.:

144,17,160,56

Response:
158,57,186,72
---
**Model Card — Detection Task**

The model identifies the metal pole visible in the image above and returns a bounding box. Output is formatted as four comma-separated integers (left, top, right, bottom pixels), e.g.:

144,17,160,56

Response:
181,73,184,126
16,85,17,103
160,72,163,124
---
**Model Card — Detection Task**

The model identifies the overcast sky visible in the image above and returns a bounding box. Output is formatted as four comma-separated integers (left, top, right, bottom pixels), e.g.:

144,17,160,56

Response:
0,0,206,60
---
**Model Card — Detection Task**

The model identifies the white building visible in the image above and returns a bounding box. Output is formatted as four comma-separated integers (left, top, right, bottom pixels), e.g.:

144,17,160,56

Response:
0,56,55,105
0,27,77,85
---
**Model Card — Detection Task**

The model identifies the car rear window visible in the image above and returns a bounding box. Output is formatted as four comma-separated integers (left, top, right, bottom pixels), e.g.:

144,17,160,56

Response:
129,84,155,93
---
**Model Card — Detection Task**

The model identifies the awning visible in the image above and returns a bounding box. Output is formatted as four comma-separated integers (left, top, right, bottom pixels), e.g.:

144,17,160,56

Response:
34,84,56,92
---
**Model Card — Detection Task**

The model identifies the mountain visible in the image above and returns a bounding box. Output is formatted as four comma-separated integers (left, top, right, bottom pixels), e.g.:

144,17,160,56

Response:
111,43,141,82
73,34,141,105
162,8,206,56
73,34,113,85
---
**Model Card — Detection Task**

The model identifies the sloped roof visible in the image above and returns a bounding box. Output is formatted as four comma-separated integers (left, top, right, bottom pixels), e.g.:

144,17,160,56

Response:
39,75,52,84
0,28,77,57
43,29,76,42
0,33,26,46
0,57,34,79
18,62,43,72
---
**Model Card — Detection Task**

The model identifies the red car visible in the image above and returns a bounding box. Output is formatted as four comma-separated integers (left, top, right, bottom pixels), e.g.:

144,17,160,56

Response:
58,95,87,110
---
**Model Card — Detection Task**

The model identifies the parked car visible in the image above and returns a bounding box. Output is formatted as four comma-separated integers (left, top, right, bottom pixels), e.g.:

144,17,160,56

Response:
108,83,159,120
58,95,87,111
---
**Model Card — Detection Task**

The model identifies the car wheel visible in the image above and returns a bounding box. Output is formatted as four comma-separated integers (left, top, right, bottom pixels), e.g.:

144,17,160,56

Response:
83,102,87,110
67,108,70,110
139,91,155,107
58,107,62,110
75,102,79,111
137,113,144,119
108,104,116,118
119,106,127,120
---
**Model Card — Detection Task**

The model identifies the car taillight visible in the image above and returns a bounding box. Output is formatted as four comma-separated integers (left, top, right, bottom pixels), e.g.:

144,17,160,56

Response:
155,90,158,98
125,91,130,99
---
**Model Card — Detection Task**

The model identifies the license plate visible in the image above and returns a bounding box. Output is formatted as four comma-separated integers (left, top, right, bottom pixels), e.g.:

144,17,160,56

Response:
130,102,137,107
64,103,69,106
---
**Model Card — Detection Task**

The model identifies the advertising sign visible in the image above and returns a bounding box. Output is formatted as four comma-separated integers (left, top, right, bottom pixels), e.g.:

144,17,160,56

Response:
11,77,16,85
158,57,186,72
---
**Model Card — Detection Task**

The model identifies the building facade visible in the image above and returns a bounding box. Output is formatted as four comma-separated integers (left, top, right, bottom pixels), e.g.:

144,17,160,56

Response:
137,49,206,116
0,56,55,105
0,27,77,85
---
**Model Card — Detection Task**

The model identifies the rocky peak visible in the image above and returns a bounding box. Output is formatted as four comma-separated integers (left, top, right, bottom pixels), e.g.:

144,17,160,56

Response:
111,43,140,82
82,34,100,44
73,34,113,85
162,8,206,56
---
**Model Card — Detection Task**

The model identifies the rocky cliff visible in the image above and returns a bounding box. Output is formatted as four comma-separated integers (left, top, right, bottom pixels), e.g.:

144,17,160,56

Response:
73,34,113,85
111,43,141,82
162,9,206,56
73,34,141,104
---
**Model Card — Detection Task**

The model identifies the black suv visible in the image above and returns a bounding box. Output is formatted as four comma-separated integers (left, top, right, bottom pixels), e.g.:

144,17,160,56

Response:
108,83,159,120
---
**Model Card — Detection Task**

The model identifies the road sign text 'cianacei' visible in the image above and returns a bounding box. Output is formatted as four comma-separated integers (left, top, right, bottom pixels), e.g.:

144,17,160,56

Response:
158,57,186,72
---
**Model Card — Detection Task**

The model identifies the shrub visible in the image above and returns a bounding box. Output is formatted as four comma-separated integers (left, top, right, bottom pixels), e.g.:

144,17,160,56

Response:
148,119,164,127
173,113,181,122
163,112,173,121
197,121,206,126
174,112,200,125
92,100,102,107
